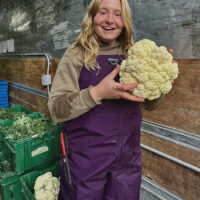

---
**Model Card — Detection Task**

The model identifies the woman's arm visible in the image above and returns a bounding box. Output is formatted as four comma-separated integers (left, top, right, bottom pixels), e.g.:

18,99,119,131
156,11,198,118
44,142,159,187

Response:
48,52,99,123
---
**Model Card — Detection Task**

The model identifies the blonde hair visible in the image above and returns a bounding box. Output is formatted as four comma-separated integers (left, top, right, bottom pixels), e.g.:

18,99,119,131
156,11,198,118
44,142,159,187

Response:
69,0,134,69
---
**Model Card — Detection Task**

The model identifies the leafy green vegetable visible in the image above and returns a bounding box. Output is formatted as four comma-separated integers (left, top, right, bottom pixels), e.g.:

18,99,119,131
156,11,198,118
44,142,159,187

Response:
0,107,26,121
1,115,58,140
31,117,57,138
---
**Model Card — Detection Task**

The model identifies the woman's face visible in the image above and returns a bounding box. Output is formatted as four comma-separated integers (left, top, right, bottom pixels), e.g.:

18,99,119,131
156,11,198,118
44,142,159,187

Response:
93,0,123,44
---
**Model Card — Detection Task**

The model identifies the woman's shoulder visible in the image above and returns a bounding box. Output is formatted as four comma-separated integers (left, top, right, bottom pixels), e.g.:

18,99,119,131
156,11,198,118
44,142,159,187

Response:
64,45,84,61
61,45,84,70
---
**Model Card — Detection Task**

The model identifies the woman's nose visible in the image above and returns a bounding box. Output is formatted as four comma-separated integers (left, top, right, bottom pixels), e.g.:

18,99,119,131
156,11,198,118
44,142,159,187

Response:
106,13,114,24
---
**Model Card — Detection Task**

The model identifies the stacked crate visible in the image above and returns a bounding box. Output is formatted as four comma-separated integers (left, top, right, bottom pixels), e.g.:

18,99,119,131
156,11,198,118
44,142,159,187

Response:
0,105,62,200
0,81,9,108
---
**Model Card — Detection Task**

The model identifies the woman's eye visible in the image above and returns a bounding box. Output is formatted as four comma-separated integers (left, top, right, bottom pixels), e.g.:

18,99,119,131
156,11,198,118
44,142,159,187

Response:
115,13,121,16
99,11,106,15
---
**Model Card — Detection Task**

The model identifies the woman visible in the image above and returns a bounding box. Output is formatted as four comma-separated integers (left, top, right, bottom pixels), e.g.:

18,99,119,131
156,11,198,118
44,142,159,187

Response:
48,0,163,199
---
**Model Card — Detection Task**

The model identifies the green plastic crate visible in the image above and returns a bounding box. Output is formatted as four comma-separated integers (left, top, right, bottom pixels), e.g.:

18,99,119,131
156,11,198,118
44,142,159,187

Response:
0,139,3,162
20,161,59,200
0,160,58,200
0,107,62,175
0,141,13,173
0,124,61,175
0,171,23,200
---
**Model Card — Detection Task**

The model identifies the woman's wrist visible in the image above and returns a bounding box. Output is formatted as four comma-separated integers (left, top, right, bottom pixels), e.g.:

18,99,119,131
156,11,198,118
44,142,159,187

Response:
90,85,103,104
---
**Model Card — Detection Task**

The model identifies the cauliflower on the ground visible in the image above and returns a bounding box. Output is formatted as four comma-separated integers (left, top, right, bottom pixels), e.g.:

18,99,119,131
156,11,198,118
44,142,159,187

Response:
34,172,60,200
119,39,179,100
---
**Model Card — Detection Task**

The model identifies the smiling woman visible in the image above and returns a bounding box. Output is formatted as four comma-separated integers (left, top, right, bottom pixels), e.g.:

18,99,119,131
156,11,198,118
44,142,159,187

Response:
48,0,152,199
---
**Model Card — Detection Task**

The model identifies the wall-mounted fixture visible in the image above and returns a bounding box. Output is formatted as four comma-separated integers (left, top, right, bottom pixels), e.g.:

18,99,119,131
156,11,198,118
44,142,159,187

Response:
0,39,14,53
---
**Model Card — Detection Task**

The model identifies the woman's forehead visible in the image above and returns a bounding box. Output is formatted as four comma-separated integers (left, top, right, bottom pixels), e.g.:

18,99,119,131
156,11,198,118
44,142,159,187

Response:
99,0,122,10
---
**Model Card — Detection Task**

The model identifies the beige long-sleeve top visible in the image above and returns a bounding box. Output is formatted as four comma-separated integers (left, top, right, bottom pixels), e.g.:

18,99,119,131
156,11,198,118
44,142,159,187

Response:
48,41,124,122
48,41,164,123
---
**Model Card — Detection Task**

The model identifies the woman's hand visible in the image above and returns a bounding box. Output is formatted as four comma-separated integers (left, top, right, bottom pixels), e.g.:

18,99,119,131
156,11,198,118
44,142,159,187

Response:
168,49,179,84
90,65,144,102
168,49,178,64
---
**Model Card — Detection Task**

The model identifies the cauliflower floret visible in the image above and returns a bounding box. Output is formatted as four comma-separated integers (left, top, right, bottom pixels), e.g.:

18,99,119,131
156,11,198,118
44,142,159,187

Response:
34,172,52,191
35,189,55,200
119,39,179,100
34,172,60,200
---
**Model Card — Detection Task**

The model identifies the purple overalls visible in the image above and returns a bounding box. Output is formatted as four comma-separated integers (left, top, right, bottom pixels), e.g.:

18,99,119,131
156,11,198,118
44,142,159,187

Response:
59,55,142,200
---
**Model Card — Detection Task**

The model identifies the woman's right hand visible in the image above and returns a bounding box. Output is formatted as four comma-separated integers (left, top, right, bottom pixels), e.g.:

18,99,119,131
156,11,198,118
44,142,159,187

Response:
90,65,144,103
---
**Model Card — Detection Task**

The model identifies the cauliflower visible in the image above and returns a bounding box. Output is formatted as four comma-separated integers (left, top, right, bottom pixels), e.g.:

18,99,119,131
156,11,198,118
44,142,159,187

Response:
119,39,179,100
34,172,60,200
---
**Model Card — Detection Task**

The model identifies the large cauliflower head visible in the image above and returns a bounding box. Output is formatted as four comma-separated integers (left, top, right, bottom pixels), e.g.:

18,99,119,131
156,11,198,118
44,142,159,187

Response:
119,39,179,100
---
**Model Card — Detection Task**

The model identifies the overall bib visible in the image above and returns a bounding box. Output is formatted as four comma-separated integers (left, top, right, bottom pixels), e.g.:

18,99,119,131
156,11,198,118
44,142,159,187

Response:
59,55,142,200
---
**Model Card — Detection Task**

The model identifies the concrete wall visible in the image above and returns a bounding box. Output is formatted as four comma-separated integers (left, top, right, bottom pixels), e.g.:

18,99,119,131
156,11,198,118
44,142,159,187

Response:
0,0,199,58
